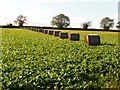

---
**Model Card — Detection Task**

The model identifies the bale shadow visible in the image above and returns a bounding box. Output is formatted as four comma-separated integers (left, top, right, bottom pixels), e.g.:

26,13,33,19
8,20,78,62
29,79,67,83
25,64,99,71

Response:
100,43,116,46
82,40,117,46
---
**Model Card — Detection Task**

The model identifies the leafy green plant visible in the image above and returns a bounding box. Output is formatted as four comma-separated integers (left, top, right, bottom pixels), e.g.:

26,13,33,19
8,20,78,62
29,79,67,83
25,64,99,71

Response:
2,28,119,89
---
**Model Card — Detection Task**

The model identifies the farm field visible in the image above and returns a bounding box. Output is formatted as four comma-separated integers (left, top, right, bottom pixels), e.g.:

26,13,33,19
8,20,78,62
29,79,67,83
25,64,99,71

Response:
1,28,120,89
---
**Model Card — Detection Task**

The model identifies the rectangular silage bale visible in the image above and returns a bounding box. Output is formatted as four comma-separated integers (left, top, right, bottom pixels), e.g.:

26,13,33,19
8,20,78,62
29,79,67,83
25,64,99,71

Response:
85,34,100,45
53,31,61,36
69,33,80,41
39,29,43,32
48,30,54,35
59,32,68,39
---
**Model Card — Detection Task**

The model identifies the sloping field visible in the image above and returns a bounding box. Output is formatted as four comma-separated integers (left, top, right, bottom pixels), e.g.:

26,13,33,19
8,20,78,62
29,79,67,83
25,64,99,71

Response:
2,28,119,89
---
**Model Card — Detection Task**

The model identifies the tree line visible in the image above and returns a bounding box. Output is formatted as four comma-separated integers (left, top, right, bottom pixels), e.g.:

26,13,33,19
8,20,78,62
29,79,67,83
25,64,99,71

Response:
7,14,120,30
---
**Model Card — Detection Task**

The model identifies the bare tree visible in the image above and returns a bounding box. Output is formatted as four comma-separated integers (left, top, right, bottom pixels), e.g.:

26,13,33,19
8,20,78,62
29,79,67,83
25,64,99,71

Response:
14,14,27,27
81,21,91,29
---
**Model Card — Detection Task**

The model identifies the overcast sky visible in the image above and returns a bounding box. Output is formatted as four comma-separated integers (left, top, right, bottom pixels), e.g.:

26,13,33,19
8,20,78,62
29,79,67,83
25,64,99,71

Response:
0,0,119,29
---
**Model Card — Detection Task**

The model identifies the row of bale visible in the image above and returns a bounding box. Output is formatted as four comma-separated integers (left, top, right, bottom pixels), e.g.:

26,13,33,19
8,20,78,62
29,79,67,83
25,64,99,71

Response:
20,27,100,46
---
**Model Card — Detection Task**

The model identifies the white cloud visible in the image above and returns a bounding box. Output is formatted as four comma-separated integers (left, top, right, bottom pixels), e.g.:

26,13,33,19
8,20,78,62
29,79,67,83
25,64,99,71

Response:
98,14,118,23
0,6,19,25
22,9,52,26
99,14,118,29
1,0,118,4
25,0,118,3
70,16,90,28
0,0,20,25
0,1,51,26
109,13,118,20
109,14,118,29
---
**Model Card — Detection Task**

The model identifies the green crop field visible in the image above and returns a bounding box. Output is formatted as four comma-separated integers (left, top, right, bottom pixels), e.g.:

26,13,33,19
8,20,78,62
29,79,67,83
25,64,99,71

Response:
1,28,120,89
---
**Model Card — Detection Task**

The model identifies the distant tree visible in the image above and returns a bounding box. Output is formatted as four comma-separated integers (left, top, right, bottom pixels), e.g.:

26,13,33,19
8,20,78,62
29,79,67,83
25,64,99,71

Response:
6,23,13,27
116,22,120,30
81,21,91,29
51,14,70,28
14,14,27,27
100,17,114,30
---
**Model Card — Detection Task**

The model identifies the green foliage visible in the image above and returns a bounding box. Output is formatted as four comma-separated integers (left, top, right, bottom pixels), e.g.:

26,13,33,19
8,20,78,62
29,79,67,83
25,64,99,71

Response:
51,14,70,28
100,17,114,30
116,22,120,30
14,15,27,27
6,23,13,27
2,28,119,89
81,21,91,29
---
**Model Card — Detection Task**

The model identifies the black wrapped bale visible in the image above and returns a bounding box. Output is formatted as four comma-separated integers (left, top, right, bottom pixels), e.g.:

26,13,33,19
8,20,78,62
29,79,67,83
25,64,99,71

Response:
53,31,61,36
44,30,49,34
31,28,33,30
26,28,29,30
34,28,36,32
32,28,35,31
36,28,38,32
69,33,80,41
85,34,100,45
29,28,33,30
35,28,37,32
36,28,39,32
33,28,35,31
48,30,53,35
59,32,68,39
37,29,40,32
39,29,43,32
42,30,45,33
